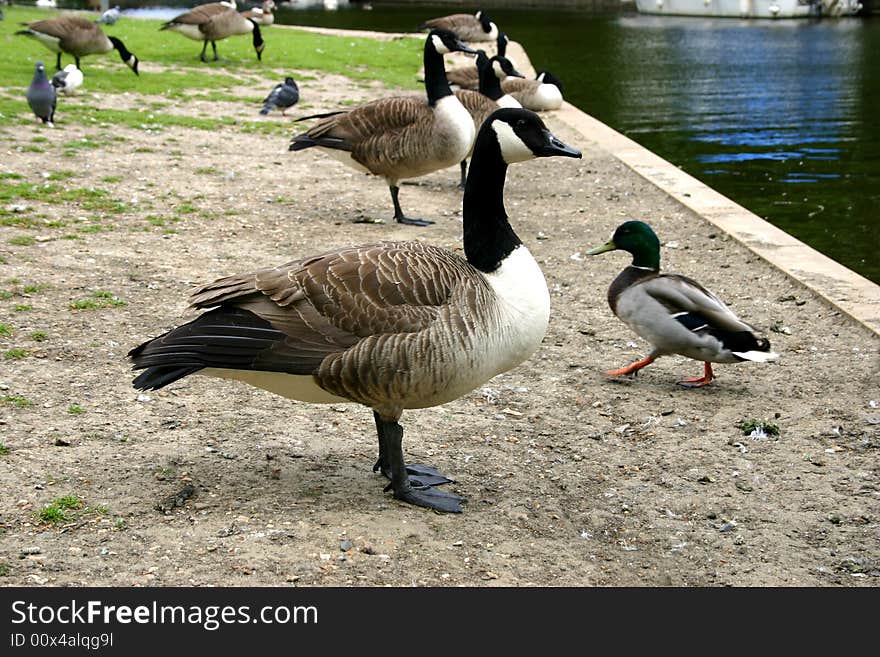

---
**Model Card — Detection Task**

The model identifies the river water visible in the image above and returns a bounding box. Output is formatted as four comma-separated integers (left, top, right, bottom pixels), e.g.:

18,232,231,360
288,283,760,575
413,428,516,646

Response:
266,3,879,284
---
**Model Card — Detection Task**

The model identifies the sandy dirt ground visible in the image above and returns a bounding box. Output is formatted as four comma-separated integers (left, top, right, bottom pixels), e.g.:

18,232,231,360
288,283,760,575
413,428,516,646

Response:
1,57,878,588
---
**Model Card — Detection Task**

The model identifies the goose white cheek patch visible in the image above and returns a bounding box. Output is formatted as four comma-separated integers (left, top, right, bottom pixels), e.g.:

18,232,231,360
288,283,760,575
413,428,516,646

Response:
431,34,449,55
491,119,535,164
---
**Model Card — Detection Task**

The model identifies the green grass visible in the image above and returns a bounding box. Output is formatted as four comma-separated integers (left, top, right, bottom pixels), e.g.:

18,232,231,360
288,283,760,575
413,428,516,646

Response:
0,563,9,576
30,331,47,342
37,495,106,525
0,443,9,456
13,304,32,312
737,419,780,437
2,394,32,408
0,323,12,336
2,6,422,127
68,404,85,415
69,290,126,310
7,236,35,246
4,348,28,360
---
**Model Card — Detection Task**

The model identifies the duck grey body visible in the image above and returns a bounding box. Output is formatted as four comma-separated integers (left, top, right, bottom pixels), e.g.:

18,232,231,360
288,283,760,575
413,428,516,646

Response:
26,61,56,127
130,108,581,513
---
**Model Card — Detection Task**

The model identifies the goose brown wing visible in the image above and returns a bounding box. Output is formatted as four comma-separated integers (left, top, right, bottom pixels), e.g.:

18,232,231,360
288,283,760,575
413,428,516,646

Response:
166,3,230,27
640,274,755,333
187,242,472,372
446,67,480,90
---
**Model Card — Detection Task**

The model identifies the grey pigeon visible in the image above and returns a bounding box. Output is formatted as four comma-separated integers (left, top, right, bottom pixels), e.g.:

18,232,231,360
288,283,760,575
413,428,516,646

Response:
27,61,57,127
260,77,299,116
95,6,121,25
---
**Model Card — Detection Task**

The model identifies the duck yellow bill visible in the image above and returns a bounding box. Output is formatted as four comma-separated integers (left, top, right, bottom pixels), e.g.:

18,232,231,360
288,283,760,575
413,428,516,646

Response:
586,240,617,256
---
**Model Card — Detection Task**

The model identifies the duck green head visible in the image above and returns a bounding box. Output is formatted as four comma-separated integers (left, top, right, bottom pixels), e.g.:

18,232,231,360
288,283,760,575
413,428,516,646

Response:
586,221,661,270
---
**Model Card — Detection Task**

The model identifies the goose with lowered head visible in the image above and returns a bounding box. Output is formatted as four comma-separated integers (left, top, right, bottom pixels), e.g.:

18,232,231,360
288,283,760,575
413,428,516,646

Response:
129,108,581,513
160,2,265,62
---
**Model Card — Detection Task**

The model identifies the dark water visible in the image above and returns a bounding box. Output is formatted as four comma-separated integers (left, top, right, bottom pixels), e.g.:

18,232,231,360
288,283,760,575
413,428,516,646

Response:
270,4,879,284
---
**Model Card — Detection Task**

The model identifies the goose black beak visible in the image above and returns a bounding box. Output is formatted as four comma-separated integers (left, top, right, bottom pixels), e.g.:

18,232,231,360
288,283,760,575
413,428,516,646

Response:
510,67,526,79
538,130,581,159
455,40,478,55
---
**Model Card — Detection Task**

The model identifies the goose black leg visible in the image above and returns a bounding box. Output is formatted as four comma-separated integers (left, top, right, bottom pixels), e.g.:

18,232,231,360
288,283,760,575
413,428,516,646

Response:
372,412,454,488
74,56,81,70
390,184,434,227
55,52,62,71
200,40,209,62
211,41,219,61
459,160,468,190
373,413,463,513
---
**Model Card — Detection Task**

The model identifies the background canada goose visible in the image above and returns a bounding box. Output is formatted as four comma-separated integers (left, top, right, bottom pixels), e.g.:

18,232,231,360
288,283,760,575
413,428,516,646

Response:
455,52,523,187
95,5,121,26
419,9,499,43
445,31,510,91
290,29,477,226
51,64,84,96
26,61,56,127
17,16,139,75
241,0,275,26
587,221,779,387
260,76,298,115
502,70,565,112
161,2,265,63
129,108,581,513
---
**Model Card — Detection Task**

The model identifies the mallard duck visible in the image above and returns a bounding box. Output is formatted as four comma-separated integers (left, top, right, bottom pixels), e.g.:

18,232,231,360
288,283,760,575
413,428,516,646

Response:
129,109,581,513
587,221,779,387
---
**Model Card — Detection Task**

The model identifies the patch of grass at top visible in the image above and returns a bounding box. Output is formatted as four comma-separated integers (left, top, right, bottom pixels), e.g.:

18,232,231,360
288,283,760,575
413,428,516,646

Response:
69,290,126,310
47,171,77,181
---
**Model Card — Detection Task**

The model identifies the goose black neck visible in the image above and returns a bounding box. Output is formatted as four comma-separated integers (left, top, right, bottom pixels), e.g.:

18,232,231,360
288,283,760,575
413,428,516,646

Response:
108,36,132,60
424,40,453,106
250,20,264,47
463,129,522,273
478,62,504,101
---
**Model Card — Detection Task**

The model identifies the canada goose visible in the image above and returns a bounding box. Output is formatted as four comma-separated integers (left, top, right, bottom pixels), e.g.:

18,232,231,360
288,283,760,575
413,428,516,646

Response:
455,52,523,188
445,30,510,91
419,9,499,43
129,109,581,513
502,70,565,112
290,29,477,226
241,0,275,26
51,64,84,96
16,17,139,75
160,2,265,63
587,221,779,387
26,61,56,127
95,6,121,26
260,76,298,115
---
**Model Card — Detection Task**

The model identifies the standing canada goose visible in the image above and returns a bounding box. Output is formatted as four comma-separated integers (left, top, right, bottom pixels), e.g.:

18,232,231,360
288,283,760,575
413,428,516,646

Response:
160,2,265,63
95,6,121,26
445,30,510,90
502,70,565,112
419,9,499,43
51,64,84,96
587,221,779,387
129,108,581,513
290,29,477,226
259,76,298,115
26,61,56,127
16,17,139,75
455,52,523,188
241,0,275,26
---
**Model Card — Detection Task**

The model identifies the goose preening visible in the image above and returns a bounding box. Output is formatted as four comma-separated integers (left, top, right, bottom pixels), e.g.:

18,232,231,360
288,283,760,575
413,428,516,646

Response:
445,30,510,91
51,64,84,96
290,29,477,226
26,61,56,127
419,9,499,43
160,2,265,63
587,221,779,387
260,76,299,115
502,70,565,112
16,17,139,75
129,108,581,513
95,6,121,26
241,0,276,26
455,52,523,188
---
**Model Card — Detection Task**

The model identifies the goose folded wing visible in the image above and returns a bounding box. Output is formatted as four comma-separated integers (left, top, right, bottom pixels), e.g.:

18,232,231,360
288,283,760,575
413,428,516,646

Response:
305,97,432,153
641,274,755,333
183,242,460,373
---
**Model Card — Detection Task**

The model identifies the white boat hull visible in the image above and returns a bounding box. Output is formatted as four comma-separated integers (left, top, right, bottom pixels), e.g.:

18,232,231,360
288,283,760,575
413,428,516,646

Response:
634,0,861,18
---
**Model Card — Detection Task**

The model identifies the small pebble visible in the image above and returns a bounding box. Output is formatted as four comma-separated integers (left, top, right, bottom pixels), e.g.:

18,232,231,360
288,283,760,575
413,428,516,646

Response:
21,546,42,556
340,539,353,552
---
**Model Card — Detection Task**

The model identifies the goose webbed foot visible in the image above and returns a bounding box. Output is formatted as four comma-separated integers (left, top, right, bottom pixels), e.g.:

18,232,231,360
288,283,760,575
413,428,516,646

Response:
390,184,434,227
678,362,715,388
373,412,464,513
